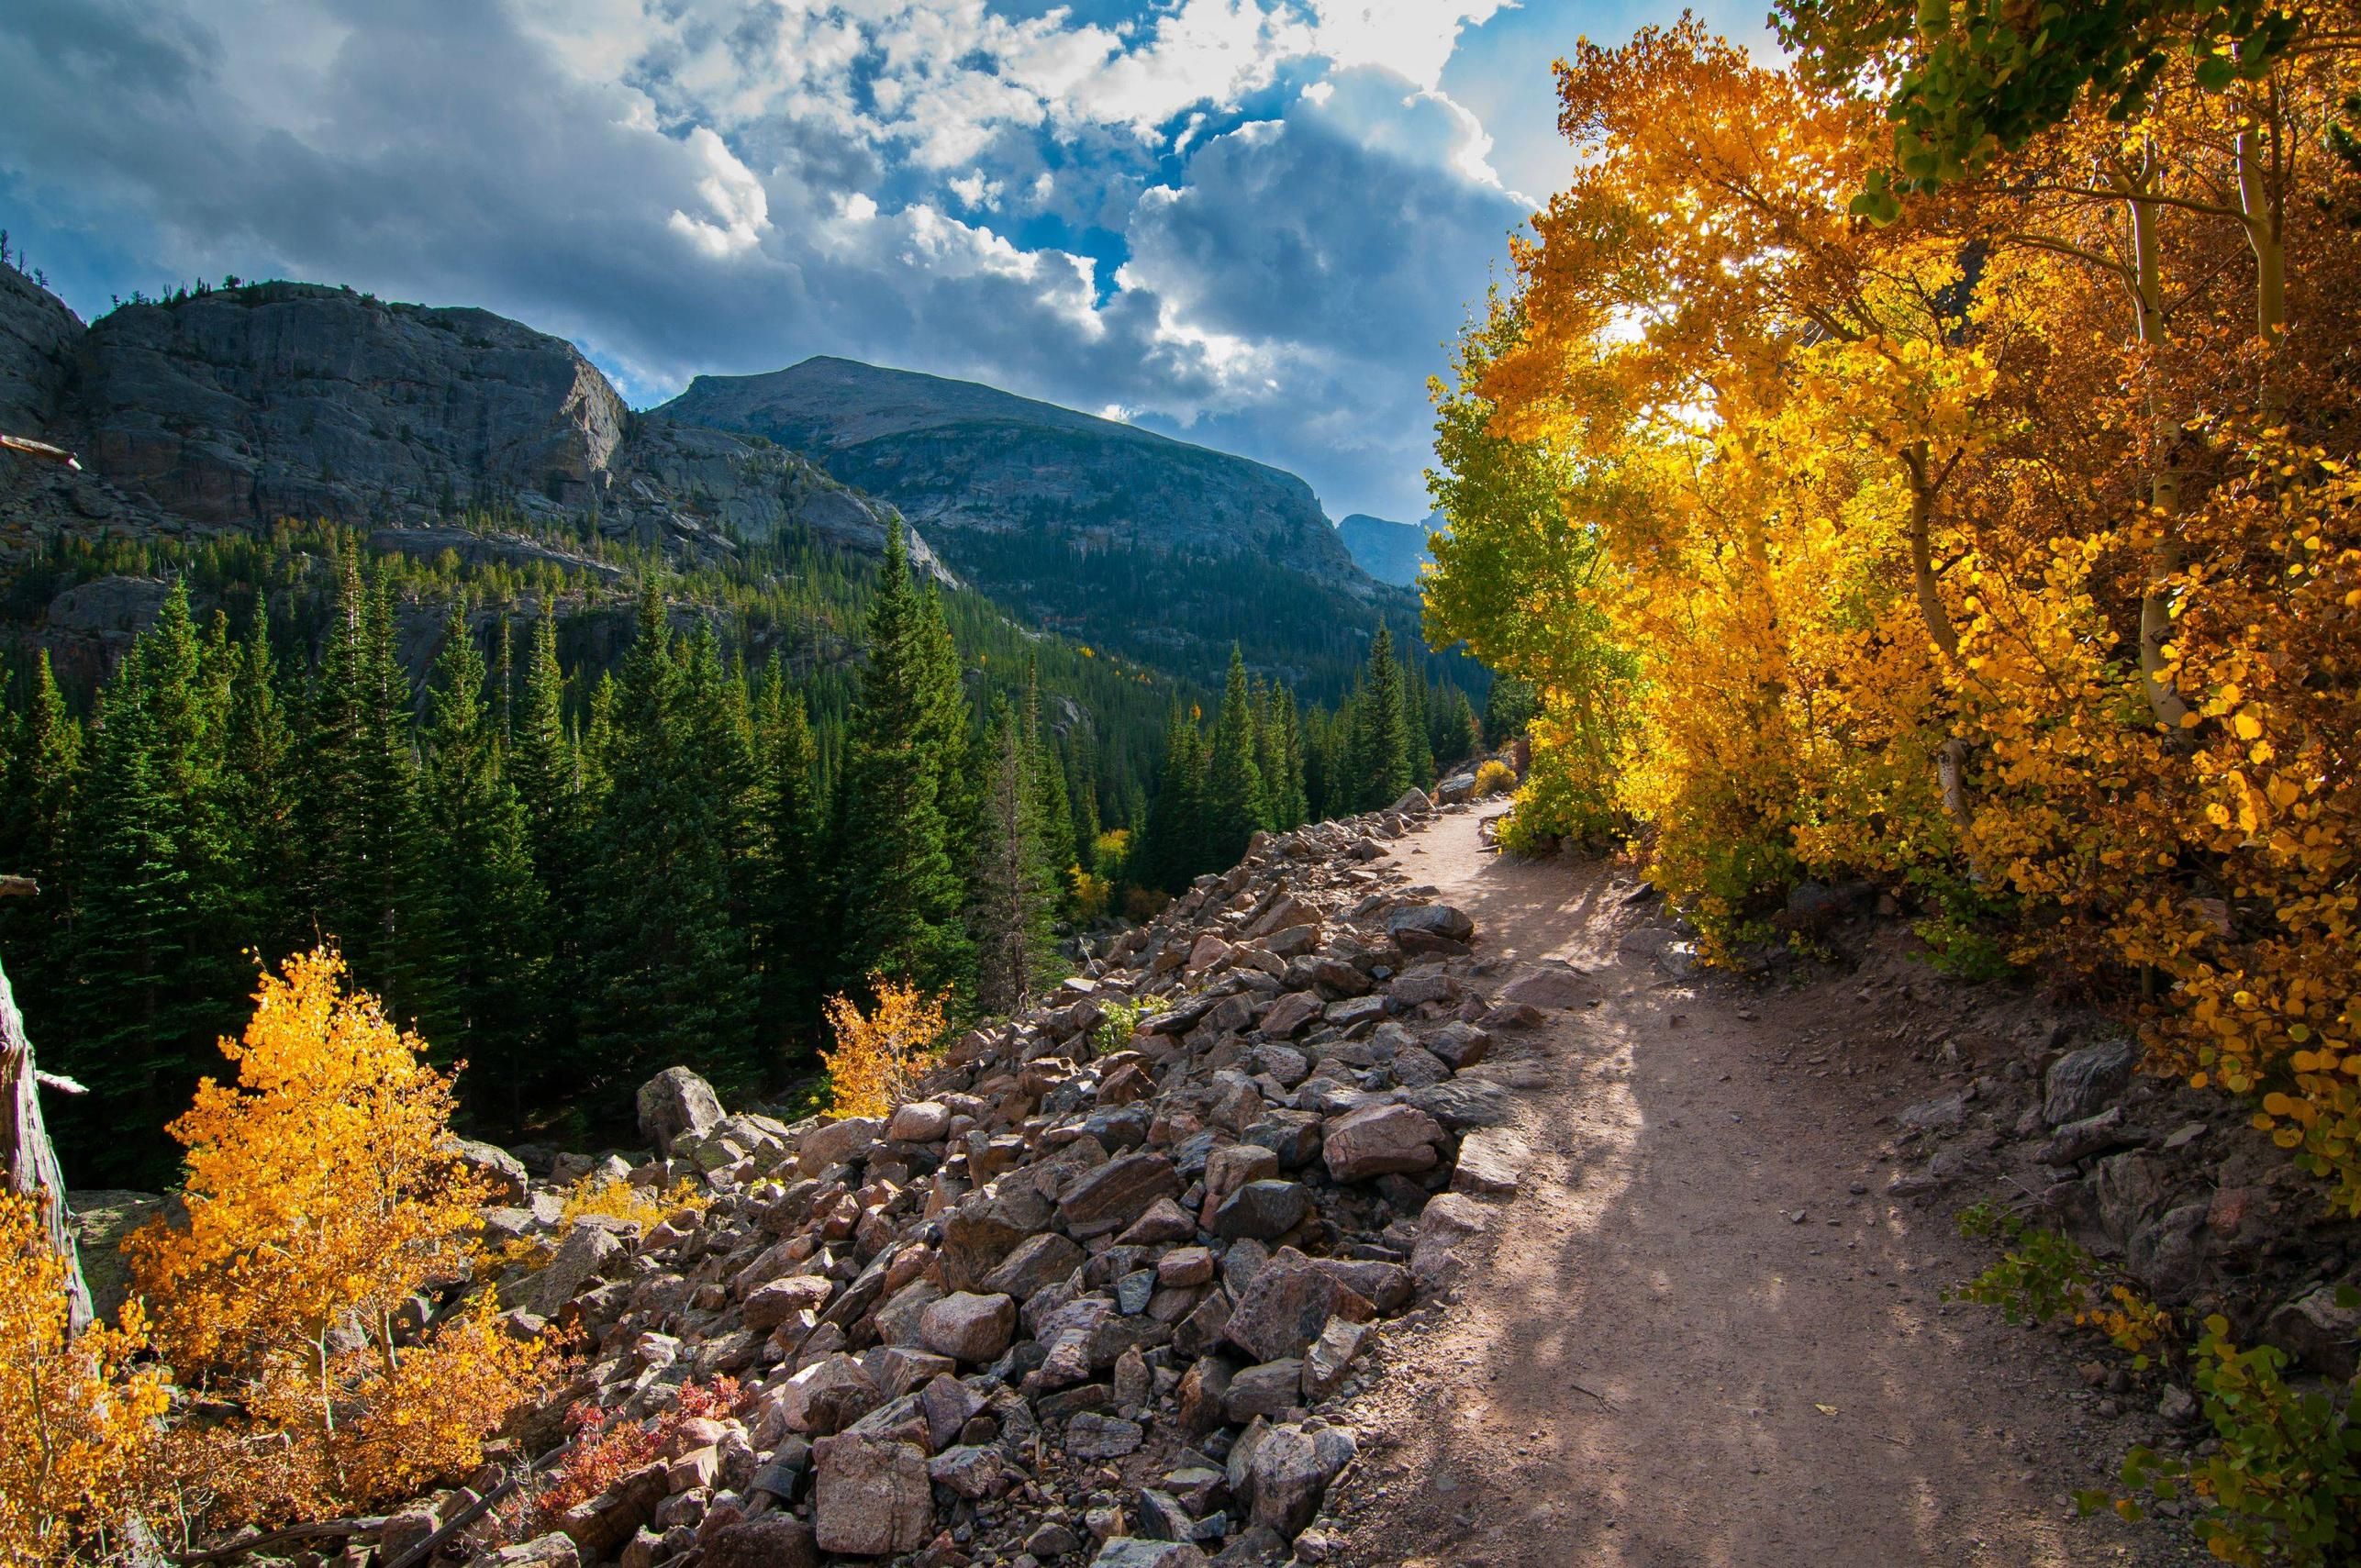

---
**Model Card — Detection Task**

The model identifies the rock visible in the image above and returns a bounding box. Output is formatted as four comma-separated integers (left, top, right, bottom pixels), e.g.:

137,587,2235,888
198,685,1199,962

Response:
776,1353,882,1436
637,1067,725,1157
1090,1541,1208,1568
450,1139,529,1204
1159,1246,1217,1287
1245,1421,1357,1537
919,1291,1019,1364
2036,1106,2136,1165
1425,1022,1490,1070
558,1462,668,1561
1187,934,1234,973
1301,1318,1366,1400
1213,1181,1312,1242
1410,1193,1486,1282
886,1101,952,1142
1258,992,1325,1039
742,1273,832,1331
2156,1384,2200,1424
1119,1195,1198,1245
1225,1250,1375,1361
929,1443,1012,1499
380,1508,440,1565
481,1535,584,1568
813,1434,931,1557
1061,1151,1182,1239
2263,1278,2361,1379
1388,905,1474,955
1066,1412,1147,1459
1496,965,1593,1010
702,1516,819,1568
1391,787,1434,816
518,1222,624,1318
799,1116,884,1173
1321,1103,1442,1182
2043,1039,2140,1126
1434,772,1478,805
1224,1359,1305,1421
981,1230,1086,1301
1451,1128,1528,1196
1898,1092,1967,1132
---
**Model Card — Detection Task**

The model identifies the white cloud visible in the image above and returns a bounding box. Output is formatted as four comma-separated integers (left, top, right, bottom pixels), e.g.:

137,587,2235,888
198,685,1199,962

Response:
667,125,770,256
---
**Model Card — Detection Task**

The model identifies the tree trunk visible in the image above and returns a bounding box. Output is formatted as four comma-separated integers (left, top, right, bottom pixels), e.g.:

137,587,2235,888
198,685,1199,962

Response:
0,951,94,1331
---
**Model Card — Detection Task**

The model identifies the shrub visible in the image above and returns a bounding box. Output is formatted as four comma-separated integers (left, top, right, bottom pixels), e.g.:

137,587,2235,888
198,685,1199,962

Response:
1949,1202,2170,1362
125,948,561,1525
819,976,948,1118
0,1192,166,1566
1472,759,1517,797
535,1377,750,1524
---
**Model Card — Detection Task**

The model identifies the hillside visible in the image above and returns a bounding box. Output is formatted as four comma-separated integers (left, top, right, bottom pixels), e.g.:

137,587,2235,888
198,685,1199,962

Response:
1336,513,1435,588
660,358,1433,700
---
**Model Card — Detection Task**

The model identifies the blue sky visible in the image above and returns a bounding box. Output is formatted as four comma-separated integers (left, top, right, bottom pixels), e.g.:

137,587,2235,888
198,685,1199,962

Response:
0,0,1771,521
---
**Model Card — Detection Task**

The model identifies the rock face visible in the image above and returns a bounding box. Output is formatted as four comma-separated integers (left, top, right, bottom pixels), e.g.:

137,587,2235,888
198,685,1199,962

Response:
658,356,1415,691
0,275,954,587
637,1067,726,1158
1336,512,1436,588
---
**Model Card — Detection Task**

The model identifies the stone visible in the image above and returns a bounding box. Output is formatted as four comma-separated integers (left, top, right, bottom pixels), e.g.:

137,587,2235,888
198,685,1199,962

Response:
701,1516,819,1568
1390,787,1434,816
637,1066,725,1157
929,1443,1013,1499
1186,935,1234,973
1898,1092,1967,1132
1118,1196,1198,1246
1246,1422,1356,1537
982,1230,1086,1301
1212,1179,1311,1243
1225,1250,1375,1362
1061,1152,1182,1239
1388,905,1475,955
1205,1143,1283,1199
450,1139,529,1204
1301,1318,1366,1400
919,1373,985,1451
2043,1039,2141,1126
379,1508,440,1565
886,1101,952,1142
2263,1279,2361,1379
1451,1128,1528,1196
919,1292,1019,1364
558,1463,668,1561
1425,1022,1490,1071
799,1116,884,1173
1159,1246,1217,1288
2036,1106,2136,1166
1321,1103,1443,1182
777,1353,882,1436
1389,1047,1450,1089
1258,992,1325,1039
742,1273,832,1331
941,1180,1059,1290
518,1222,624,1318
1387,968,1459,1010
1090,1541,1208,1568
813,1434,931,1557
1222,1359,1305,1422
1496,964,1593,1010
483,1535,584,1568
1410,1193,1486,1282
1066,1412,1147,1459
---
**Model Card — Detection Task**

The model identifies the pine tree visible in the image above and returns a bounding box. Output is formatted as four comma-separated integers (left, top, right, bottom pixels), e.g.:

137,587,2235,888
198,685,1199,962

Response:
1022,659,1075,906
1139,702,1208,893
972,700,1061,1015
220,611,303,960
835,525,973,993
576,589,760,1100
755,660,830,1054
1350,624,1413,811
1270,684,1309,828
0,651,82,1018
1403,652,1436,786
1203,645,1266,866
303,557,438,1023
418,606,549,1130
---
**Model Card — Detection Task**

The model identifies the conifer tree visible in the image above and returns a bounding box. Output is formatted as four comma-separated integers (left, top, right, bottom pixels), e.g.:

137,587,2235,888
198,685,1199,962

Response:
1022,659,1075,906
972,700,1062,1015
419,606,549,1129
1403,652,1436,786
1140,702,1208,893
755,659,830,1053
0,651,81,1014
221,611,303,960
577,589,760,1100
1350,624,1413,810
1269,685,1309,828
1203,645,1266,866
303,558,437,1023
835,526,973,993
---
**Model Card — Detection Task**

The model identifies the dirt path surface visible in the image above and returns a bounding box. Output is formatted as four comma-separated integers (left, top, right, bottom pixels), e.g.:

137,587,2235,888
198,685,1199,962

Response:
1320,808,2200,1568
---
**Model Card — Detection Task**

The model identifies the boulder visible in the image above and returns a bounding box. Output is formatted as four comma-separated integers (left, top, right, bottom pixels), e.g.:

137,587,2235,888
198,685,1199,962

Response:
1090,1542,1208,1568
1496,964,1593,1011
1390,787,1434,817
1301,1317,1367,1400
637,1067,724,1157
813,1434,931,1557
482,1536,583,1568
449,1139,529,1204
885,1100,952,1142
1258,992,1325,1040
1066,1412,1146,1459
2043,1039,2140,1126
2264,1279,2361,1379
919,1291,1018,1364
1388,904,1475,955
981,1230,1086,1301
1246,1421,1357,1537
1060,1151,1182,1240
1225,1250,1375,1362
518,1222,624,1318
1451,1128,1528,1196
557,1462,667,1561
1425,1022,1490,1071
1410,1193,1487,1282
742,1273,832,1331
702,1516,818,1568
1321,1103,1443,1182
1214,1180,1312,1242
776,1353,882,1436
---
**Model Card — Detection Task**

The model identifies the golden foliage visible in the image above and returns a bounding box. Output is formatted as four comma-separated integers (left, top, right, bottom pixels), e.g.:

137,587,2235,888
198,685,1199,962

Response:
0,1192,166,1567
1471,760,1517,798
125,948,560,1524
1431,19,2361,1202
819,976,948,1119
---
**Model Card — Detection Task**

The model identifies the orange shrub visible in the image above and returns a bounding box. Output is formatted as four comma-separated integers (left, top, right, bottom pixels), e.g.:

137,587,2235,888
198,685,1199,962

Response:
819,976,948,1119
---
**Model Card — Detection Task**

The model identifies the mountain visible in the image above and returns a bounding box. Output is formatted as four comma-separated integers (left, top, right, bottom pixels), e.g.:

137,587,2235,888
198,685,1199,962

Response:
1338,512,1438,588
0,270,952,585
659,357,1417,698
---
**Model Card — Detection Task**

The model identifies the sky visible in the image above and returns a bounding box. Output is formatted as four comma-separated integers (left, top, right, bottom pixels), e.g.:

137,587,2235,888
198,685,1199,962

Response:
0,0,1772,522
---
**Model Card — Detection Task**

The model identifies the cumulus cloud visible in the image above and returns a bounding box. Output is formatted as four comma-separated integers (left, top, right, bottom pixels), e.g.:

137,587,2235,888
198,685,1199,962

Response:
0,0,1547,518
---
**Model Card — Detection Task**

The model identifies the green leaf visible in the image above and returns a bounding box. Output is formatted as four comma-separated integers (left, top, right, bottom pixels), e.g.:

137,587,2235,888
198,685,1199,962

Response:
2195,55,2235,92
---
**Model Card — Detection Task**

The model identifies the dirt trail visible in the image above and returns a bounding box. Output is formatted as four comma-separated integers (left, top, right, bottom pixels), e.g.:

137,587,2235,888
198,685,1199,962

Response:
1323,808,2198,1568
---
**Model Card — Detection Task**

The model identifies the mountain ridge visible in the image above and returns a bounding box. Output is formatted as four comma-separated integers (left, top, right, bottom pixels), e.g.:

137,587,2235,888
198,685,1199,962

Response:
1338,511,1438,588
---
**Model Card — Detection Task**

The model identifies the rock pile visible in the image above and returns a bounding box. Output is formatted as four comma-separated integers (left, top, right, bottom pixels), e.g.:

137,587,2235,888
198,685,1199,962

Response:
458,794,1569,1568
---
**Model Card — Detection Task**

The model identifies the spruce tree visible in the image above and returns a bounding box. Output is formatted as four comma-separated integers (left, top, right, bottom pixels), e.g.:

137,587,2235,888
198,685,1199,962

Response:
1022,659,1075,897
971,700,1061,1015
1403,652,1436,786
755,659,830,1054
1140,702,1208,893
221,611,303,960
0,651,81,1018
1203,645,1266,866
419,605,550,1129
1352,624,1413,811
835,525,973,993
1270,685,1309,828
577,590,760,1100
